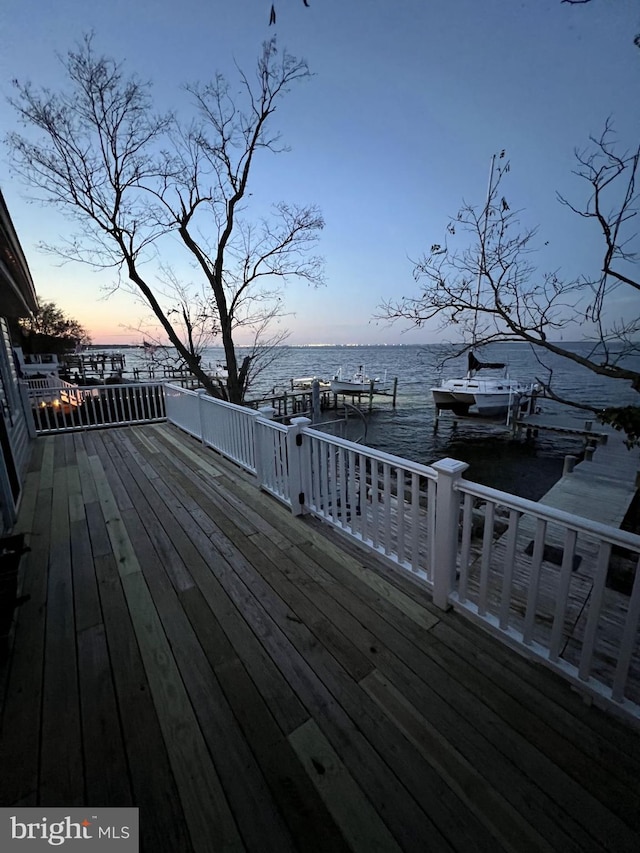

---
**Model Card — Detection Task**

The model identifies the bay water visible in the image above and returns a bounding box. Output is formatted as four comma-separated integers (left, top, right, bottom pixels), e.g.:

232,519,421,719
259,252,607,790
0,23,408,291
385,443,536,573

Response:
120,341,637,500
191,341,638,500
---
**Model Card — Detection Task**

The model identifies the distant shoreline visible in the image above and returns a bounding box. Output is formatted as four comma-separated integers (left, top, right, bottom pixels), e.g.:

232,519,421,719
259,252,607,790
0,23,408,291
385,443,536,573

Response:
88,341,592,350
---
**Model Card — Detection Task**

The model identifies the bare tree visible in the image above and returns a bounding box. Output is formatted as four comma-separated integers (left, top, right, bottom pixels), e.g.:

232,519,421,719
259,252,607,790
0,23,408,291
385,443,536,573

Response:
7,35,324,403
378,127,640,440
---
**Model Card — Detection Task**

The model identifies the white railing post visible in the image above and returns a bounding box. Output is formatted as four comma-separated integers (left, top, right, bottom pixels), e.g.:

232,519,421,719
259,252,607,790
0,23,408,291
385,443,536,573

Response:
286,416,312,517
432,458,469,610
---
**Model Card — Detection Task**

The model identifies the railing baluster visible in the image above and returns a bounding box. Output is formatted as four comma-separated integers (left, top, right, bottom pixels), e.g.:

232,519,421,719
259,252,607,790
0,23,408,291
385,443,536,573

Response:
396,468,405,565
131,387,141,422
329,445,338,524
369,461,379,550
88,391,99,426
410,472,419,573
458,492,474,603
308,437,318,511
523,517,547,645
499,509,521,630
612,554,640,703
383,464,391,555
356,452,366,541
478,501,495,616
67,395,78,429
42,399,52,432
579,541,612,682
347,449,357,535
339,447,348,530
549,528,578,662
320,441,330,519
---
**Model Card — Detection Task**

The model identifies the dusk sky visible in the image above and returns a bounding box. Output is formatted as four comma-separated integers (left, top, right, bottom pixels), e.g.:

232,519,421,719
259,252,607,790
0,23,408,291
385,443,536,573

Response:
1,0,638,345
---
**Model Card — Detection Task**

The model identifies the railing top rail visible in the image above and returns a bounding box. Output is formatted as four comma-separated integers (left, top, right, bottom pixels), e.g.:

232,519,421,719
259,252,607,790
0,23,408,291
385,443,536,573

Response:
458,477,640,551
258,419,288,433
301,425,438,479
164,382,248,415
28,381,166,394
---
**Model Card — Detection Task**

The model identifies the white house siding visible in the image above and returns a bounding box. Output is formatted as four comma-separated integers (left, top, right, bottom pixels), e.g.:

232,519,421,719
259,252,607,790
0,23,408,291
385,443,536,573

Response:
0,317,33,533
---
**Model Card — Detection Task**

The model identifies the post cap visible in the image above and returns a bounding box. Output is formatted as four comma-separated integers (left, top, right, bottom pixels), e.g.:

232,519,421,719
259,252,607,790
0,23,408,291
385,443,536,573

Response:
257,405,277,419
432,457,469,476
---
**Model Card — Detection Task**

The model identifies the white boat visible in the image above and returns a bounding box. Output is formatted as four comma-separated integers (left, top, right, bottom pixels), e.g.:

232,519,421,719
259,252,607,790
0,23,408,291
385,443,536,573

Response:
331,365,378,394
431,353,538,418
210,362,228,383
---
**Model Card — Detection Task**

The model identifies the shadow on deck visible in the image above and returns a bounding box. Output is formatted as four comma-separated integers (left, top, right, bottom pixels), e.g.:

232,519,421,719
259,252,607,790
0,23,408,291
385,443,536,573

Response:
1,423,639,852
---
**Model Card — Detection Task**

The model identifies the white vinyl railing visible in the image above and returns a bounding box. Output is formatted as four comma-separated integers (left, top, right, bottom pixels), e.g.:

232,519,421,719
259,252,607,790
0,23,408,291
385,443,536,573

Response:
27,381,638,720
255,417,290,504
164,385,259,473
449,475,640,713
25,376,66,391
301,428,437,578
28,382,166,433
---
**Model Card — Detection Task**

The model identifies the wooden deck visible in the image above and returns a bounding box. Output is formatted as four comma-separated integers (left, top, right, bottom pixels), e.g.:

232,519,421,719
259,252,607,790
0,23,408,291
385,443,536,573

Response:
1,423,639,852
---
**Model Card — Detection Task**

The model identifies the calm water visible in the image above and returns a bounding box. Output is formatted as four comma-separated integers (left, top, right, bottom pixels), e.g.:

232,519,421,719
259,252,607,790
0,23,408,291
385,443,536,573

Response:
138,342,639,499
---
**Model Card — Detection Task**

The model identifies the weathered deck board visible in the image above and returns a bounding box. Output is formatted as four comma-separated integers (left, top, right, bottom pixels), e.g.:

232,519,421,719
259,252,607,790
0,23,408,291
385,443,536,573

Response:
40,460,84,805
1,423,639,853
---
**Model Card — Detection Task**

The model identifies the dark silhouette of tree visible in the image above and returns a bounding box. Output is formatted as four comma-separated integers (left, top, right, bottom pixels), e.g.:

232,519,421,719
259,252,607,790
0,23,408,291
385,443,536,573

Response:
7,36,323,403
377,126,640,442
14,299,91,354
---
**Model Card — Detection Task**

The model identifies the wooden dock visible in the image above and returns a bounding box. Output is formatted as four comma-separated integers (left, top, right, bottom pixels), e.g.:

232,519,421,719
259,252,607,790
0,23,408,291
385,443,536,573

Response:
248,377,399,421
537,424,638,527
1,424,639,852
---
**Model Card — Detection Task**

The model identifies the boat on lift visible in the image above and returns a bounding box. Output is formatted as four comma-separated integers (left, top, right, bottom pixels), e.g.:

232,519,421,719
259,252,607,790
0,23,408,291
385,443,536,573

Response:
431,352,538,418
330,365,379,394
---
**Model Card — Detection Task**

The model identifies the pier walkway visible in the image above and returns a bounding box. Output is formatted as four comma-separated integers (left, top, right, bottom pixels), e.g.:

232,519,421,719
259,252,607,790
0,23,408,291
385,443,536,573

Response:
537,424,639,528
1,423,639,851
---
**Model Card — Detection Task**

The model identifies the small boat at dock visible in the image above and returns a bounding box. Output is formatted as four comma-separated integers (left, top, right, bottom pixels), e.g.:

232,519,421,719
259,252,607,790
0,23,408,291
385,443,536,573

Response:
331,365,380,394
